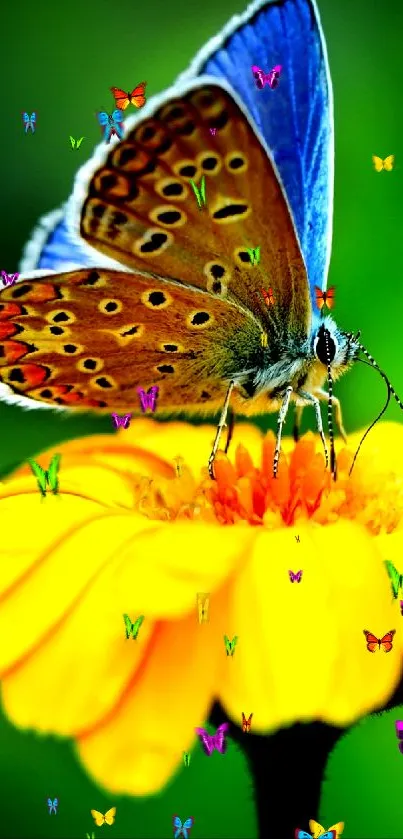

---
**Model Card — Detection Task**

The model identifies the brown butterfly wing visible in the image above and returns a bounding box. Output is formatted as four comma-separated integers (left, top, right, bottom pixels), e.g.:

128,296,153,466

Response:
363,629,380,652
0,269,261,411
380,629,395,652
79,82,311,343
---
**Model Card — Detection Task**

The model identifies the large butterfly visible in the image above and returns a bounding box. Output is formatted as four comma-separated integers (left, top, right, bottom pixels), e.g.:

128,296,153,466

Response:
110,83,147,110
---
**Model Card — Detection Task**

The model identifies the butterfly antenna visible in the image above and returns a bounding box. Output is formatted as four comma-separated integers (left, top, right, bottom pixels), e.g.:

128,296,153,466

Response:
348,355,391,476
324,328,336,479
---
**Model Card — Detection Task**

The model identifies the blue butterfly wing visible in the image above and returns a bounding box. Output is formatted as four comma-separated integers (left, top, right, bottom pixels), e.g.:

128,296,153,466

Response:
112,108,123,123
53,798,58,806
22,112,29,123
19,208,101,272
31,112,36,122
181,0,333,298
173,816,183,838
47,798,52,807
295,832,312,839
97,111,110,126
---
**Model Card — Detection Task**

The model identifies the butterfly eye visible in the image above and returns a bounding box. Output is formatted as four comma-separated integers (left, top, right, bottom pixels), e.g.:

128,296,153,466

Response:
313,325,338,364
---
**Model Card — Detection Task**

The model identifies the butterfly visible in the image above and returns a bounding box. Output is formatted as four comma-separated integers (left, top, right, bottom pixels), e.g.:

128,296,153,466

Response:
363,629,395,652
1,270,19,287
295,831,336,839
173,816,194,838
384,560,403,599
400,600,403,616
196,592,210,623
28,453,61,497
195,722,229,755
22,111,36,132
189,175,207,209
247,246,260,265
224,634,238,656
6,0,403,483
70,136,85,150
123,613,144,639
110,83,147,111
260,286,275,306
252,64,282,89
209,127,217,136
315,285,335,313
47,798,58,814
183,751,191,766
90,808,116,826
310,820,344,838
137,385,159,412
372,155,394,172
97,110,124,143
289,569,303,582
295,535,300,542
241,712,253,732
111,412,132,429
86,834,95,839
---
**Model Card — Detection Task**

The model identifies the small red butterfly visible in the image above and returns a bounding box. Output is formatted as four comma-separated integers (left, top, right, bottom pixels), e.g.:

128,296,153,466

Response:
110,83,147,111
363,629,396,652
242,712,253,732
315,285,336,312
261,287,275,306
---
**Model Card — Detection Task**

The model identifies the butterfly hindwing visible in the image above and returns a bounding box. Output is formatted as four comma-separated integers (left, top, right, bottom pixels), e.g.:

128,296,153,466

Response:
182,0,333,296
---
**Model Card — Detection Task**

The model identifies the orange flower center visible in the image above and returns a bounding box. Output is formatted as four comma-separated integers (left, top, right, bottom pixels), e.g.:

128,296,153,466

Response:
134,432,403,534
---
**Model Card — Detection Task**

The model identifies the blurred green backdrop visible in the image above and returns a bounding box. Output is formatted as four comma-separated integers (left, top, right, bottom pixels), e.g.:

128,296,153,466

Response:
1,0,402,836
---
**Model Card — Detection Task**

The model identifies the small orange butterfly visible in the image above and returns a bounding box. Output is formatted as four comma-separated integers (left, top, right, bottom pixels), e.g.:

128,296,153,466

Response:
242,712,253,732
110,83,147,111
315,285,335,312
261,287,275,306
363,629,395,652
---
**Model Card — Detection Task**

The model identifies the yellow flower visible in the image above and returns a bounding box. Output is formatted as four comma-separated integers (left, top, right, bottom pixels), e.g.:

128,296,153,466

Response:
0,420,402,796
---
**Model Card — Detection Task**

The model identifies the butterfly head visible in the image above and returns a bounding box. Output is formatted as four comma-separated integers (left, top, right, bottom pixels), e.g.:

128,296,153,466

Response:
312,320,359,377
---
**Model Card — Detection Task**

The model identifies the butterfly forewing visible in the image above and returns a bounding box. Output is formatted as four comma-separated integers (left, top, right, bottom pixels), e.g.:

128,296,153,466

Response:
78,82,311,339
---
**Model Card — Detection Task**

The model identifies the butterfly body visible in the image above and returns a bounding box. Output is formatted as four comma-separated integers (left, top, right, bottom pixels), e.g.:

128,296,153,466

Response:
47,797,58,814
111,83,147,111
90,807,116,826
111,412,132,428
372,155,394,172
242,712,253,732
289,569,303,582
97,110,124,143
173,815,194,838
195,722,229,755
22,111,36,132
363,629,395,652
123,613,145,639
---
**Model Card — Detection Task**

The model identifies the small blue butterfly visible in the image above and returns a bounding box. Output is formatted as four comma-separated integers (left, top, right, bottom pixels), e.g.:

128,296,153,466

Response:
47,797,58,814
97,109,124,143
295,832,336,839
173,815,194,838
22,112,36,133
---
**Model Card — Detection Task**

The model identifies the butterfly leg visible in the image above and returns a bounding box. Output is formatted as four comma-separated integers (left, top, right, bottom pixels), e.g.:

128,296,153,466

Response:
273,386,293,477
295,389,329,469
224,408,235,454
208,381,235,478
315,388,348,441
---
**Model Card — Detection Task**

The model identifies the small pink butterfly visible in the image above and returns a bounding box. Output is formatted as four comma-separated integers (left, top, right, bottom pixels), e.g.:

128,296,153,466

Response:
289,570,303,583
400,600,403,616
111,413,132,429
251,64,282,90
195,722,229,756
1,271,19,287
209,128,217,136
137,386,159,413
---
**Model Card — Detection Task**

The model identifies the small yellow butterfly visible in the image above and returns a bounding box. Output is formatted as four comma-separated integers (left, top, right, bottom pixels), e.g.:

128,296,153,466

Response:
309,819,344,838
90,807,116,826
372,154,394,172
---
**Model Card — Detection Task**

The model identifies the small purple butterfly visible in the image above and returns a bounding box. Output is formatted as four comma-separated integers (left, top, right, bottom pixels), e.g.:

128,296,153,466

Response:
209,128,217,136
195,722,229,756
111,413,132,429
400,600,403,616
289,570,303,583
1,270,19,287
251,64,282,90
137,385,159,413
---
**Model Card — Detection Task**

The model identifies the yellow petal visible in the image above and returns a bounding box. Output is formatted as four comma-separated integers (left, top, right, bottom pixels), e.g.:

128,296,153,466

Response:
218,520,402,730
76,608,225,795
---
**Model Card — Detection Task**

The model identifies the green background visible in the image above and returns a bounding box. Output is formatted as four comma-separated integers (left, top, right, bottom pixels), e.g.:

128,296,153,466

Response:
1,0,402,836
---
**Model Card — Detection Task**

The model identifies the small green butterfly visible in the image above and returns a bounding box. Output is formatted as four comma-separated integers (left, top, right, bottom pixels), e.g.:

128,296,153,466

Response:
28,454,61,498
70,136,85,149
123,613,145,639
247,246,261,265
224,634,238,656
183,751,191,767
86,833,95,838
384,560,403,599
189,175,207,209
